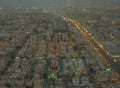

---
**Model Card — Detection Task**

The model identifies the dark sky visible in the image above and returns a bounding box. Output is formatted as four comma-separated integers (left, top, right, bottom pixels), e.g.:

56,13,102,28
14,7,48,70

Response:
0,0,120,8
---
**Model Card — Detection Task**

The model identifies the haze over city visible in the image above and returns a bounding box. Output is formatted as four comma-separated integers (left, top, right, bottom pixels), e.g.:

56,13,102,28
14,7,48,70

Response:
0,0,120,88
0,0,120,8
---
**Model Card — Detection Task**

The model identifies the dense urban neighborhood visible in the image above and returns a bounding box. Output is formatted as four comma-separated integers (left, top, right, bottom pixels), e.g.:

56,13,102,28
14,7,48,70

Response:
0,8,120,88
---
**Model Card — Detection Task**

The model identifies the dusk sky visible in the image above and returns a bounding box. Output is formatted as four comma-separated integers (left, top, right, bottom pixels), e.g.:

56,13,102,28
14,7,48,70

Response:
0,0,120,8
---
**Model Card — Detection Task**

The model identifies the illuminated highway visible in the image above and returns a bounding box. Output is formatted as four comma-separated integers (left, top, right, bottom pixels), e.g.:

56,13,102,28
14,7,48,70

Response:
0,9,120,87
52,12,120,85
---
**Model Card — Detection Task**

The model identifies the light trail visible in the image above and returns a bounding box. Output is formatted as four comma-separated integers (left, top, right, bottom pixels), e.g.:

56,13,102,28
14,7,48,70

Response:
52,12,120,84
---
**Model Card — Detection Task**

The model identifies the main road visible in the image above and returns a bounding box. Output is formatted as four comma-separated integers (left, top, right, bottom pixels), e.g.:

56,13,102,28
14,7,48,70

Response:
51,12,120,85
